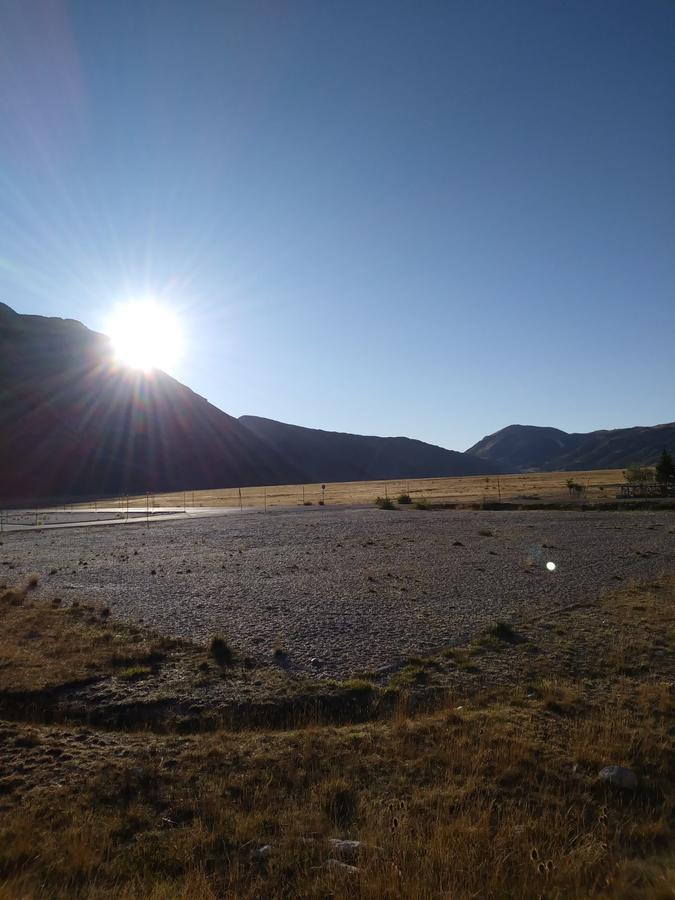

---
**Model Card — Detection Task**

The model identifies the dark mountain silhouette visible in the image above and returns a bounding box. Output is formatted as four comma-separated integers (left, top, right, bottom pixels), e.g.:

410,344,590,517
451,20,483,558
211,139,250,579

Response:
467,422,675,472
0,303,305,501
238,415,497,482
1,303,496,502
4,303,672,502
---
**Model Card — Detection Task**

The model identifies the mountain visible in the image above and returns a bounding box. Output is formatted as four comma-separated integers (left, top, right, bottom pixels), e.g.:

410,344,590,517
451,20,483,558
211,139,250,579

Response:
467,422,675,472
0,303,304,501
239,415,497,482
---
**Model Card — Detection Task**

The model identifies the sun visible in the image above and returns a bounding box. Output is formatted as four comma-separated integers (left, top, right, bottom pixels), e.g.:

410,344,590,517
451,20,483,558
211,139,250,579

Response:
105,300,184,373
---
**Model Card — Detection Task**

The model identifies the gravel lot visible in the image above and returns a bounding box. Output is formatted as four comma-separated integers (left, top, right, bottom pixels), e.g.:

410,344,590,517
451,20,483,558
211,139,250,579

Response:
2,507,674,678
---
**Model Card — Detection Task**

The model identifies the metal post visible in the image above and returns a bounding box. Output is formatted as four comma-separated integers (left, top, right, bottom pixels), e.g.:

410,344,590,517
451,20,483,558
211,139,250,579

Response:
238,487,242,511
302,485,305,504
264,487,267,513
146,492,149,528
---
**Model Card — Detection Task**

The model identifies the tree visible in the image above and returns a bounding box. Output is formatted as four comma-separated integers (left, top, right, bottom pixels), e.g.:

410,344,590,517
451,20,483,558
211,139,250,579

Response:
655,449,675,492
624,464,654,486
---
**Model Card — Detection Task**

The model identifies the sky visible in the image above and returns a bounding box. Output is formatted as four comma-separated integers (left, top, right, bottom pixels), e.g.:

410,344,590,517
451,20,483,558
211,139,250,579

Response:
1,1,674,452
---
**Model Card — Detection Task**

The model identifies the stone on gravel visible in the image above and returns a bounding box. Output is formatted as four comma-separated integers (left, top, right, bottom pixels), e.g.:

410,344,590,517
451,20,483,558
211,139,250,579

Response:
599,765,638,789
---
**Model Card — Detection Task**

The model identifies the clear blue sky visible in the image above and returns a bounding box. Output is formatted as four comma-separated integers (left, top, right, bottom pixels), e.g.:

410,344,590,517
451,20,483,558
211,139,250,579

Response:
1,1,674,451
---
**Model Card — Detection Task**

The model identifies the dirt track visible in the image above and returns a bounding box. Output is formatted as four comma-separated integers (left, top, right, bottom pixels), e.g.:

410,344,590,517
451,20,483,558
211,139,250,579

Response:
2,506,673,678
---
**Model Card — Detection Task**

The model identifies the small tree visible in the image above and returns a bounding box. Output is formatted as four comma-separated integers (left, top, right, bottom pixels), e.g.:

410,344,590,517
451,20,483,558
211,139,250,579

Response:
655,449,675,493
565,478,584,497
624,464,654,486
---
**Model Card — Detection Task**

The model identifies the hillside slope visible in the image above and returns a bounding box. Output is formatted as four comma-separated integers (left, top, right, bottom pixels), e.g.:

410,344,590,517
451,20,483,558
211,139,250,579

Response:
468,422,675,472
0,303,304,501
239,415,497,482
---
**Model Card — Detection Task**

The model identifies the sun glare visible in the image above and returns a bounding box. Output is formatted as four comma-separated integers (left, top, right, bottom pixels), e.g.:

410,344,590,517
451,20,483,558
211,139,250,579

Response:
106,300,183,373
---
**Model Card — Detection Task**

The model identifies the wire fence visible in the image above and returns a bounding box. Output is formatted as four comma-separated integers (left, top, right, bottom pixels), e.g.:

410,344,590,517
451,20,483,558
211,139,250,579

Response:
0,469,631,532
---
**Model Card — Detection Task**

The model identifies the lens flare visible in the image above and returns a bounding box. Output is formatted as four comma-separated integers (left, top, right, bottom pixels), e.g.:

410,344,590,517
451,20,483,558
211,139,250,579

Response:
105,300,183,373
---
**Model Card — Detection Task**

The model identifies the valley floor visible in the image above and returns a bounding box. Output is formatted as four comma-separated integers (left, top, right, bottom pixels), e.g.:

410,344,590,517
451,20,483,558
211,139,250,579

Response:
2,506,674,678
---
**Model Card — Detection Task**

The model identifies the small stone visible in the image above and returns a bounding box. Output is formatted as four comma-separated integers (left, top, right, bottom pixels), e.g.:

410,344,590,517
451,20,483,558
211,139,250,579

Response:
251,844,273,859
328,839,363,859
325,858,359,874
599,765,637,790
310,657,324,667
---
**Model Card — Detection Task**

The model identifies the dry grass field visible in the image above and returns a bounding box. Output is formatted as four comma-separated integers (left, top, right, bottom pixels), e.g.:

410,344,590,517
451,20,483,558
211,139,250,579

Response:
0,569,672,898
89,468,626,510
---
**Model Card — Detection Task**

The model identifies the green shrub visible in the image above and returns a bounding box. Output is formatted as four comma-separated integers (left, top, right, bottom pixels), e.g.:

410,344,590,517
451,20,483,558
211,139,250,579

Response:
397,493,412,504
414,498,431,510
375,497,397,510
118,665,152,681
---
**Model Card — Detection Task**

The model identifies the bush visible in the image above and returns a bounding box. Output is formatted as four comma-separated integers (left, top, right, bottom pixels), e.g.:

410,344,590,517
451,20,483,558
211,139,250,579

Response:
565,479,585,497
397,493,412,504
209,635,234,666
375,497,397,510
414,498,431,510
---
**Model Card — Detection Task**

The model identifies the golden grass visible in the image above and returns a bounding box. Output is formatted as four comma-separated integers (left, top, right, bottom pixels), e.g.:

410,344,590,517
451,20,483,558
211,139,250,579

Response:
0,574,672,897
86,468,626,510
0,581,170,694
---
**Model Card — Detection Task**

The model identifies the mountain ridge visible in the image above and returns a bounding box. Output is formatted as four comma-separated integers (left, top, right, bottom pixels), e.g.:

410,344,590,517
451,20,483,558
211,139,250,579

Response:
239,414,498,483
0,304,495,500
467,422,675,472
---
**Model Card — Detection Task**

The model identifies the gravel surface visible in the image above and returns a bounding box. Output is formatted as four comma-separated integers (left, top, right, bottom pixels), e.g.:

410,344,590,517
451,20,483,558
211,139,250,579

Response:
2,507,674,678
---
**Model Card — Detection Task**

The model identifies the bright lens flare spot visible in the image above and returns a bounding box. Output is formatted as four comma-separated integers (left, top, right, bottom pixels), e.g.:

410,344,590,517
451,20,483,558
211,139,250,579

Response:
546,561,557,572
106,301,183,373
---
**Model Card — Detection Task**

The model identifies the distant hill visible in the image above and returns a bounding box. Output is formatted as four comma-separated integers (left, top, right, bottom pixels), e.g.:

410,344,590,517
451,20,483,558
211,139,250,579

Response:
467,422,675,472
0,303,304,501
239,415,497,482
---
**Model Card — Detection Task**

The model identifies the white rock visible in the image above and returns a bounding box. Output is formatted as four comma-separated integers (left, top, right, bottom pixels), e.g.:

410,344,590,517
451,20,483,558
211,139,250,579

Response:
599,765,638,790
325,858,359,874
328,839,363,858
251,844,273,859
